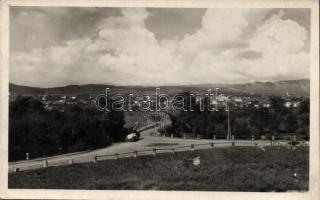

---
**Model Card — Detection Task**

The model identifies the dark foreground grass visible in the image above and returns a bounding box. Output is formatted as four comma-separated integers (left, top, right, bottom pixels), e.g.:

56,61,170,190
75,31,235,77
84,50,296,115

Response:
9,146,309,191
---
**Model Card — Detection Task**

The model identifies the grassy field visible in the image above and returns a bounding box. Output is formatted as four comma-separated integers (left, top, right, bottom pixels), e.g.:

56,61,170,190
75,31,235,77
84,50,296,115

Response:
9,146,309,191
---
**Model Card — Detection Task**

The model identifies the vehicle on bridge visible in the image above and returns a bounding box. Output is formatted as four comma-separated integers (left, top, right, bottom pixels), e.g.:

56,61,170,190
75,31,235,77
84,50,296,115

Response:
126,128,140,142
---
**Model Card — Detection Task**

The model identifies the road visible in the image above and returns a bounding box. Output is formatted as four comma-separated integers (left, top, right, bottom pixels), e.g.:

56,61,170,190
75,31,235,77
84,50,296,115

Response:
8,126,299,173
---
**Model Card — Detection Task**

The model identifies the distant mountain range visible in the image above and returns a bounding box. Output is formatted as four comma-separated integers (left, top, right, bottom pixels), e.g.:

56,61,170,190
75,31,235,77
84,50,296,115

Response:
9,79,310,96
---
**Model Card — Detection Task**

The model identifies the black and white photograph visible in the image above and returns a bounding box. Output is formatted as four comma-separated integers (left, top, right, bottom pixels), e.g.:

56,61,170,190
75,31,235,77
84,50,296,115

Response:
0,0,319,199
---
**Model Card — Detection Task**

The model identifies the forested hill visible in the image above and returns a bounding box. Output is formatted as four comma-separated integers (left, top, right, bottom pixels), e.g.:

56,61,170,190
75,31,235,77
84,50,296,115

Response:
9,79,309,96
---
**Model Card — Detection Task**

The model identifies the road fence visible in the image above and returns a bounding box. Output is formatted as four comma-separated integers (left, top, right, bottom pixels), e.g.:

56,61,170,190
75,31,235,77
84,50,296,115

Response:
10,137,308,173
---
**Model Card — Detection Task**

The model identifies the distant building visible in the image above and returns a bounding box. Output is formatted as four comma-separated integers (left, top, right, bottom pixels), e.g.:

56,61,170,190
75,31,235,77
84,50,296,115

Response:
44,104,53,111
216,95,228,102
284,101,292,108
292,102,300,108
262,103,270,108
41,95,47,101
210,100,218,105
234,98,243,103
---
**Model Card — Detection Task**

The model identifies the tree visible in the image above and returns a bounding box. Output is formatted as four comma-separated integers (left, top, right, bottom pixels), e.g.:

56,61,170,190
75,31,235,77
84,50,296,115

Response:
9,97,127,161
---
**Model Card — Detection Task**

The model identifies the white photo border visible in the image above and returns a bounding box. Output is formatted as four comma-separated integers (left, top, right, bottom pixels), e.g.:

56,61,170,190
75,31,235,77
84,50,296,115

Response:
0,0,319,199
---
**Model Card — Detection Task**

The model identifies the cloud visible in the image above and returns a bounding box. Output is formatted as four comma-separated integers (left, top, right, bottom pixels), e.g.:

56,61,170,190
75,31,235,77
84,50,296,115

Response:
249,10,308,55
10,8,310,87
10,7,121,52
245,10,309,80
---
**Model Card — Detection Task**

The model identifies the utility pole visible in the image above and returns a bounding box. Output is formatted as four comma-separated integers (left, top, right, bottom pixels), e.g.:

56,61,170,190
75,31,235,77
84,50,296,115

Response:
227,99,231,140
215,88,219,111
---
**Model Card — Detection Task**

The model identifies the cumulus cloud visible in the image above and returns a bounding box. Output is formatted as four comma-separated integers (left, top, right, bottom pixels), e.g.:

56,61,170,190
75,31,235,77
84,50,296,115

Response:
10,8,310,87
250,10,308,55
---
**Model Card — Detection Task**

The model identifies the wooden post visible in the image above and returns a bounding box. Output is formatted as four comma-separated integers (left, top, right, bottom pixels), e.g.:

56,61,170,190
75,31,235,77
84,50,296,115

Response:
252,135,255,141
133,151,138,158
171,134,173,139
171,148,175,154
232,135,235,146
191,144,195,151
43,159,48,168
114,153,118,160
69,158,73,165
93,155,97,163
26,152,30,160
210,142,214,147
153,149,157,156
213,135,216,140
271,136,275,146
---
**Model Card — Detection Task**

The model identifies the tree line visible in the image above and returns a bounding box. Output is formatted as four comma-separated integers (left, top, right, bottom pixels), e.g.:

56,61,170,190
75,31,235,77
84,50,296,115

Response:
162,93,309,140
9,97,127,161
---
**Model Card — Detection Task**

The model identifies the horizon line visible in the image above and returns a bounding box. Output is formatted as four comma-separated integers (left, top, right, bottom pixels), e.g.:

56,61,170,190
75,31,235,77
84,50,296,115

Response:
9,78,310,89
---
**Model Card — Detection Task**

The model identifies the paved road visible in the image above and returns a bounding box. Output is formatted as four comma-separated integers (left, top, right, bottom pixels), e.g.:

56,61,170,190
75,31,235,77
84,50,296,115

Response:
9,126,301,173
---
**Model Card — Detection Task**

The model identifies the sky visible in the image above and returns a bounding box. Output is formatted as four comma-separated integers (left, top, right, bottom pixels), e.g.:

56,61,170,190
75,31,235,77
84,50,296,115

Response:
10,7,310,87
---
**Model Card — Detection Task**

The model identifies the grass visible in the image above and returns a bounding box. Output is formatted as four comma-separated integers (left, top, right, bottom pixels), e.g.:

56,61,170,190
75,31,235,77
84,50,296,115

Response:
8,146,309,191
